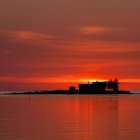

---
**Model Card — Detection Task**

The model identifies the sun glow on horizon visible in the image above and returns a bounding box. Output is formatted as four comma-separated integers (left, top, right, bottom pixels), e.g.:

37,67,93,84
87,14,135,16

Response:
0,76,140,84
79,78,106,83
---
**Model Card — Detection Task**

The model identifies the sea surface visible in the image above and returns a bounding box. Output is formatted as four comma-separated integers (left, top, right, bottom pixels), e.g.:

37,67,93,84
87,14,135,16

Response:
0,94,140,140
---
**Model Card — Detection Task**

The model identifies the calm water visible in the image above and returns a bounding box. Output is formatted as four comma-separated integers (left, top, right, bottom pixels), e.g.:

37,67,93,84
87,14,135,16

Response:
0,94,140,140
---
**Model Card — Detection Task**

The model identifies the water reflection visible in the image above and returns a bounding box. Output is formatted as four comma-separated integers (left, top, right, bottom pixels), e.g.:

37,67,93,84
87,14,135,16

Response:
73,96,119,140
0,95,140,140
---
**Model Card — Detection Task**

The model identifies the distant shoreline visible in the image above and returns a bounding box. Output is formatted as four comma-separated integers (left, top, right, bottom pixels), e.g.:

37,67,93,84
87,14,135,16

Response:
0,90,135,95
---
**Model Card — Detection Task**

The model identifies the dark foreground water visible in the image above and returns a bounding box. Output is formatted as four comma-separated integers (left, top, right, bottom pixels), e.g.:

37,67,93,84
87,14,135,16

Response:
0,94,140,140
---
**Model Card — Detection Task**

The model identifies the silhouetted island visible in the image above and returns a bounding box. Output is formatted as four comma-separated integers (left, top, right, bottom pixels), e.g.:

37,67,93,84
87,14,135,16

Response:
12,79,132,95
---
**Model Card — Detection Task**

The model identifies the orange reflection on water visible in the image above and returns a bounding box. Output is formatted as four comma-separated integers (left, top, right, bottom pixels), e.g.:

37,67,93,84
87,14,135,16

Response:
0,95,140,140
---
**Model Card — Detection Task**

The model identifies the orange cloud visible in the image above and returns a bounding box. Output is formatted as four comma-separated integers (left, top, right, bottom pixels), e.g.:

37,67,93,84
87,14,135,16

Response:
79,26,116,34
15,31,58,41
0,29,58,41
0,76,77,83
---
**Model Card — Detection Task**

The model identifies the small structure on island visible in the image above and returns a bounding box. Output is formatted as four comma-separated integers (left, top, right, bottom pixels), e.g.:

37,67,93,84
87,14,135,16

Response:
69,86,76,92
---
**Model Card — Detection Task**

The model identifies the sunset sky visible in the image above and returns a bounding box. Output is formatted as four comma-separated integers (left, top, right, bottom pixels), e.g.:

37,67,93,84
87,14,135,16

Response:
0,0,140,91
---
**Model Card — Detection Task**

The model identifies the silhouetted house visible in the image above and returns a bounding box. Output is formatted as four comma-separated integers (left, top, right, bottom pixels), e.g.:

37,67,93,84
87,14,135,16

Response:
78,79,119,93
79,82,106,93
